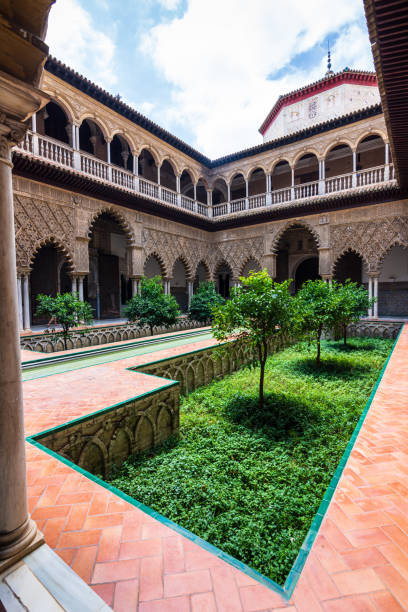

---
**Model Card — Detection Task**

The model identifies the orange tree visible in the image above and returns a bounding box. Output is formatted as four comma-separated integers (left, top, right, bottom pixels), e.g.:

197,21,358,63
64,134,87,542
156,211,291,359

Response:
212,270,294,409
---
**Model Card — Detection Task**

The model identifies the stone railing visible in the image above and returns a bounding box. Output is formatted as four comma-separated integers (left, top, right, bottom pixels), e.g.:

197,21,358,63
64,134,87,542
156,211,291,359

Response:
20,318,206,353
15,131,211,218
15,132,396,221
212,164,396,217
348,319,403,339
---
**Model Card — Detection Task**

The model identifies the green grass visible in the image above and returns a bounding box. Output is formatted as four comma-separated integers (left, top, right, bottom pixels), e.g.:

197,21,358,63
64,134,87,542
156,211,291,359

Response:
109,337,393,584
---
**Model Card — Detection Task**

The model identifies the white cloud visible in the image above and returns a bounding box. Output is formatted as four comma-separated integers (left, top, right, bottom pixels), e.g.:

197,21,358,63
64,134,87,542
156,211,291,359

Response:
142,0,374,157
45,0,117,89
157,0,182,10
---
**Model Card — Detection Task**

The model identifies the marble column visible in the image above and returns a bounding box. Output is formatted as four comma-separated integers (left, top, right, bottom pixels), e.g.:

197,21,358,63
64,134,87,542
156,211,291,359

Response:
373,276,379,318
187,281,194,308
0,128,42,567
71,276,77,294
23,274,31,331
78,276,84,302
368,276,373,318
17,275,23,330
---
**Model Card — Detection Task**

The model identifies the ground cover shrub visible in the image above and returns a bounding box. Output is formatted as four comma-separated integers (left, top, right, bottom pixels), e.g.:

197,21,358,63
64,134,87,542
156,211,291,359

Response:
109,337,393,585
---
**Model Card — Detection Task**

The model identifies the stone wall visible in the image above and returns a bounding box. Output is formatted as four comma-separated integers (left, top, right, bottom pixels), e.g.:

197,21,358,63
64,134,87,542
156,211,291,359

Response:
348,319,403,339
21,319,206,353
35,383,180,478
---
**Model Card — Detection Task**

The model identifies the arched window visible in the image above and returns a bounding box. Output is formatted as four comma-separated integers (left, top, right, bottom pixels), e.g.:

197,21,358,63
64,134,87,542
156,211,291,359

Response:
212,178,228,204
196,178,208,204
230,173,246,200
37,101,70,144
248,168,266,196
160,160,177,191
110,134,133,171
180,170,195,199
79,119,107,161
325,144,353,178
138,149,158,183
294,153,319,184
271,160,291,190
356,135,386,170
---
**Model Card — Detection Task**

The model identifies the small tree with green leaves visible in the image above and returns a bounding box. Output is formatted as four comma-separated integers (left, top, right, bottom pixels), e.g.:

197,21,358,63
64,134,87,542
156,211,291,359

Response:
294,279,339,365
188,281,225,323
125,276,181,335
36,292,93,350
212,270,294,409
333,280,373,346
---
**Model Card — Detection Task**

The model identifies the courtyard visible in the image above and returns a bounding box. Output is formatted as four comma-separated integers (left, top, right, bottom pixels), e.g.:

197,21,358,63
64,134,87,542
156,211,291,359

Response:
18,325,408,610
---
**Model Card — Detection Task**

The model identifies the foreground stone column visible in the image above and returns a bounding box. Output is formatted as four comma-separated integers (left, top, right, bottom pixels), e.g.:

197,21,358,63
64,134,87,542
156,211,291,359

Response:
0,126,43,569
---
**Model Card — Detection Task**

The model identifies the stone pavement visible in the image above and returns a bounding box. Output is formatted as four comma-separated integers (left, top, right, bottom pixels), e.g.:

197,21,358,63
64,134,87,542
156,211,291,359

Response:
23,326,408,610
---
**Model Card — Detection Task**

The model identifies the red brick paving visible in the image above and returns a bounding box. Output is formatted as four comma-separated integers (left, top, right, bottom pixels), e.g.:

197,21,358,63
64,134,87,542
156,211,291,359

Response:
23,326,408,610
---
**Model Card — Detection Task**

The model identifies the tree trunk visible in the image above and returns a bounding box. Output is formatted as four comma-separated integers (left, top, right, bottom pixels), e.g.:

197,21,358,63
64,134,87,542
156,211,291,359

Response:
343,324,347,346
316,326,322,365
259,358,265,410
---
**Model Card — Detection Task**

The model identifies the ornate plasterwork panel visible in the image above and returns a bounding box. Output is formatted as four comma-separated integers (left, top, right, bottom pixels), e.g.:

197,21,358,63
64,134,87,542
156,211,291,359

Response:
14,193,75,270
330,216,408,273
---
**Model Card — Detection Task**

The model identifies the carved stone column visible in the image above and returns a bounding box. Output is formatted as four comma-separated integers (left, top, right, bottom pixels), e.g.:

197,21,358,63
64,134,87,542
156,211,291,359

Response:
0,121,43,569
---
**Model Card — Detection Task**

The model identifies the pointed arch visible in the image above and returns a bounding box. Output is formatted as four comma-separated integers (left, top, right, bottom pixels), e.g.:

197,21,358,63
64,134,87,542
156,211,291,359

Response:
240,256,262,277
171,254,193,281
87,206,134,245
29,236,74,270
144,252,168,278
271,220,321,253
332,248,369,276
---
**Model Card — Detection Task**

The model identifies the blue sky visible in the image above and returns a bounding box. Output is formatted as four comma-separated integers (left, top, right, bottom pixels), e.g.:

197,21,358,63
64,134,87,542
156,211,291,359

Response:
46,0,374,157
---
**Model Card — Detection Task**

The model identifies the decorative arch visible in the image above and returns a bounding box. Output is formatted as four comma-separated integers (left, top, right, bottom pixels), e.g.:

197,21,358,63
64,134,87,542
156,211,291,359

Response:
292,148,321,167
377,240,408,269
227,169,247,185
171,254,193,281
136,144,161,167
29,236,74,270
271,220,321,253
41,90,75,124
109,129,137,152
196,175,209,189
78,437,108,477
143,252,168,278
240,256,262,276
355,130,387,149
194,260,210,281
323,139,355,157
179,166,198,185
87,207,134,245
159,155,179,176
269,157,293,173
77,114,110,141
331,248,369,277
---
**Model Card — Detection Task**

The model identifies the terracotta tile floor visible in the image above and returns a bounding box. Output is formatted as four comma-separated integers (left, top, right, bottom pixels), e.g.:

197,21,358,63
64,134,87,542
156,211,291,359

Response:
23,326,408,610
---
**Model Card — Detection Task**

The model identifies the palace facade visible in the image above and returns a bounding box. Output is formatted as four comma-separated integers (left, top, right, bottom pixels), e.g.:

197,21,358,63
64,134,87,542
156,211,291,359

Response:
13,56,408,329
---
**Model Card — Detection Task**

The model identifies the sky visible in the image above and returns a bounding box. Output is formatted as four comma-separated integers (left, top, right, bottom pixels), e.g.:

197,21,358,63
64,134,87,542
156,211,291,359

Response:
45,0,375,158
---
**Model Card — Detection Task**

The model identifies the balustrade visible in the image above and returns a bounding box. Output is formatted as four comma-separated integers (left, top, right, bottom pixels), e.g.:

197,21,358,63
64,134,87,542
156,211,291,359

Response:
13,131,396,219
231,198,246,213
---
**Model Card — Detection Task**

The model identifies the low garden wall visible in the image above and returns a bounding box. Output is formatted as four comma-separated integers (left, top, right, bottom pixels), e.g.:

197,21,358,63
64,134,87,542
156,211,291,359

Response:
34,334,291,476
20,318,205,353
348,319,403,339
